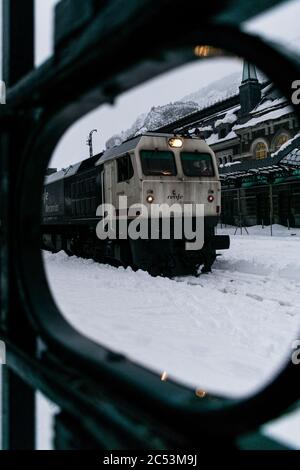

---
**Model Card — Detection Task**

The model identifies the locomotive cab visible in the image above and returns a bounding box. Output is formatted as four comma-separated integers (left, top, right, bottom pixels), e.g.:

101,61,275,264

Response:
135,134,221,219
99,133,221,215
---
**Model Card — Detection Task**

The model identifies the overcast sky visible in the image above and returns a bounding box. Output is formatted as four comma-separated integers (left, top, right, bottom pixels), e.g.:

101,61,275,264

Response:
1,0,300,167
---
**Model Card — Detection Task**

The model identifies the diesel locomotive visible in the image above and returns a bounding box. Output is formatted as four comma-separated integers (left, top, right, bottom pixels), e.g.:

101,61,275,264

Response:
42,133,230,276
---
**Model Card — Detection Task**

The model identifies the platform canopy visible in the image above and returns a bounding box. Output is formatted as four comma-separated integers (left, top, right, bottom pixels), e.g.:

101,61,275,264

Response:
220,135,300,183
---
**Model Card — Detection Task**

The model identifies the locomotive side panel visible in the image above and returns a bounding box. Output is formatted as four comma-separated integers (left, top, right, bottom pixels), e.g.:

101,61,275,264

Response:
43,178,65,224
64,168,102,221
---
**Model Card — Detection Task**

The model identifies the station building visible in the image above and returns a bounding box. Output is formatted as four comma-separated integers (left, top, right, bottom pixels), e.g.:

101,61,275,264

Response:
159,62,300,227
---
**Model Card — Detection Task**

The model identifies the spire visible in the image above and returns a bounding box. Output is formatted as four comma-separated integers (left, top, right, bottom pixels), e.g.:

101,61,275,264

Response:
239,60,261,116
242,61,258,83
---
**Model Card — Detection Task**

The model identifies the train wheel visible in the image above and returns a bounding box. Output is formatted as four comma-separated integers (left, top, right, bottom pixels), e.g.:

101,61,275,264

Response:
201,250,217,274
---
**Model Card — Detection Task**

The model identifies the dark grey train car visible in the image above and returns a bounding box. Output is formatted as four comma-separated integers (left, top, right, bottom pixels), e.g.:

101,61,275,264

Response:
43,177,65,221
42,154,103,253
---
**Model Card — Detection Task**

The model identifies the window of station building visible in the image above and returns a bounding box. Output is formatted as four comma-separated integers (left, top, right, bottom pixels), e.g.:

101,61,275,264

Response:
219,128,227,139
255,141,268,160
275,134,289,151
117,154,134,182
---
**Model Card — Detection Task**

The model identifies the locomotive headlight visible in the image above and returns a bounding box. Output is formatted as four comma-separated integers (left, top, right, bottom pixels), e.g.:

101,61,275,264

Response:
147,194,154,203
168,137,183,148
207,195,214,203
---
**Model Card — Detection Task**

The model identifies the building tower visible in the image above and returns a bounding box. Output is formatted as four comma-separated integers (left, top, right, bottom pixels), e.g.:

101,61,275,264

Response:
239,61,261,116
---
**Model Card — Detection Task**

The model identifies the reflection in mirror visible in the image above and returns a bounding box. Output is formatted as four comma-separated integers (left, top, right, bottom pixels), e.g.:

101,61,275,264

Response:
41,50,300,399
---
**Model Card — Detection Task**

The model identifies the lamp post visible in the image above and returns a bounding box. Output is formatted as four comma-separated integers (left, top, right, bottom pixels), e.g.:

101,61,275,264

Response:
268,175,274,237
86,129,98,158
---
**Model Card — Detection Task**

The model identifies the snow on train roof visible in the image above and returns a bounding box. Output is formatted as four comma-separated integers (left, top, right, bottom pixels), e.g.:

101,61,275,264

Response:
45,132,191,182
95,133,175,166
44,153,102,184
45,162,82,184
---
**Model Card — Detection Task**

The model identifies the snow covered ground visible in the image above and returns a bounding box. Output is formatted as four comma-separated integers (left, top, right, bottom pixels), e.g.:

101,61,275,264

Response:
42,224,300,397
40,224,300,447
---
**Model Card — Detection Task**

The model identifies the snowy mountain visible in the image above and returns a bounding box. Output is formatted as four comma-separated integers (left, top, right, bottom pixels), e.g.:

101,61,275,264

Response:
181,71,241,108
105,69,266,149
105,101,199,149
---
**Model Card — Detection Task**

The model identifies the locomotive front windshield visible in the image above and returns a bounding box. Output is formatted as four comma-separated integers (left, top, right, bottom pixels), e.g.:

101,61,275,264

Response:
140,150,177,176
181,152,214,177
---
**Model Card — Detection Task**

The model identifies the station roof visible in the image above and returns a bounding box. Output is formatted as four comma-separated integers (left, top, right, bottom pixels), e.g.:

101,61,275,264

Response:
220,134,300,182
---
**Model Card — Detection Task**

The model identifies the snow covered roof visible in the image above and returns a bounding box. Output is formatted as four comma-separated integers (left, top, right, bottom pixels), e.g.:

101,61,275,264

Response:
195,104,240,128
281,148,300,167
45,169,66,184
233,105,293,131
272,132,300,158
188,125,213,133
45,159,96,184
220,140,300,179
206,130,239,146
219,151,285,174
220,165,290,181
271,133,300,167
45,162,81,184
97,135,143,165
261,83,273,95
215,111,238,127
219,161,241,168
251,97,287,114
